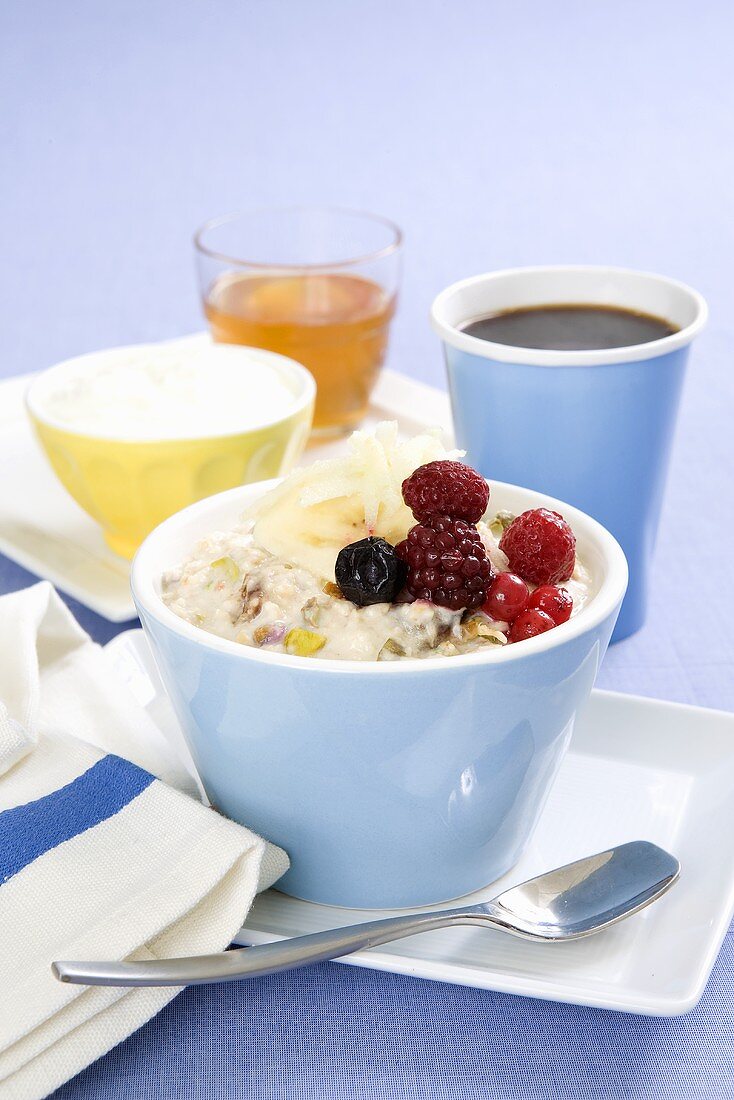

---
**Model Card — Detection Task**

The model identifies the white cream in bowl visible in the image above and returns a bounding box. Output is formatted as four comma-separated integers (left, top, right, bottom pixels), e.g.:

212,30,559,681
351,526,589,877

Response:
28,334,311,441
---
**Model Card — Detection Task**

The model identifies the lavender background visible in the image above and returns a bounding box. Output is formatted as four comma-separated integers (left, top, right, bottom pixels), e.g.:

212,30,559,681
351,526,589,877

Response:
2,1,734,1097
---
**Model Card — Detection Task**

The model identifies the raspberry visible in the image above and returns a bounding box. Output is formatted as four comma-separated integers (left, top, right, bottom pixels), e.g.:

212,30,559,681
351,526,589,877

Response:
402,460,489,523
396,515,492,611
482,572,529,622
508,609,556,643
527,585,573,625
499,508,576,586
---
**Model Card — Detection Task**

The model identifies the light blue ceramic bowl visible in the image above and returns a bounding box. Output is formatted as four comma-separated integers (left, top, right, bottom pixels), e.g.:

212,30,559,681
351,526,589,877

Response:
132,479,627,909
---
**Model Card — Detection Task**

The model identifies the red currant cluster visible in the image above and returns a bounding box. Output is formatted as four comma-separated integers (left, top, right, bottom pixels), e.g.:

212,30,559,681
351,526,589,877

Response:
483,574,572,642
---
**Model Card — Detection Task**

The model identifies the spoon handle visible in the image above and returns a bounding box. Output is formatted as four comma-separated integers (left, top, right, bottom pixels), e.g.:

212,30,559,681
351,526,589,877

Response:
54,908,481,987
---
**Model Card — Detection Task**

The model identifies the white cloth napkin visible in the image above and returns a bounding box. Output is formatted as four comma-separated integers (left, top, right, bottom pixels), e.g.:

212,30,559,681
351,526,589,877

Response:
0,583,289,1099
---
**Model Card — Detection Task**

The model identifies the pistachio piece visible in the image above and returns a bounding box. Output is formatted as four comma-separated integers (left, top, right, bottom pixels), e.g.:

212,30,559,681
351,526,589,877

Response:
210,555,240,582
301,597,322,627
377,637,406,660
489,511,516,538
322,581,344,600
284,627,327,657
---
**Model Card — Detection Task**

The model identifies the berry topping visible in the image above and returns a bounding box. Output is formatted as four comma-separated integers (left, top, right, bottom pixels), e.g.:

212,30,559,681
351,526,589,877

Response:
335,536,408,607
508,608,556,644
396,515,492,611
499,508,576,586
527,585,573,625
482,572,529,622
402,460,490,523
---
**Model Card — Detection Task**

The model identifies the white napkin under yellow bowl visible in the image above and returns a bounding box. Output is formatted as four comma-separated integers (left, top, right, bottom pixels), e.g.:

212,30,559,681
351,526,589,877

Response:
0,582,288,1100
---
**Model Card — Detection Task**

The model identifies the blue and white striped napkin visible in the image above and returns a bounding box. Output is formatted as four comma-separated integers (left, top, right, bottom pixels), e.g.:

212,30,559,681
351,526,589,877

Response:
0,583,288,1099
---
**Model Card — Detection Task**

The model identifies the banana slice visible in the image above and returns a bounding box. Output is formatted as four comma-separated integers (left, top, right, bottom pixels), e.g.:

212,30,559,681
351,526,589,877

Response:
246,421,459,581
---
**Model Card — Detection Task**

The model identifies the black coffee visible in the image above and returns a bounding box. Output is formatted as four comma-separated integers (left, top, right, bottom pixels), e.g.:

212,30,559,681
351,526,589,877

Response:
461,304,677,351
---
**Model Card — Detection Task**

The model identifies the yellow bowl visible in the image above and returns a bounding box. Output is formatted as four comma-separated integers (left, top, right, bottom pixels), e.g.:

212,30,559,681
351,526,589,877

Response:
26,341,315,559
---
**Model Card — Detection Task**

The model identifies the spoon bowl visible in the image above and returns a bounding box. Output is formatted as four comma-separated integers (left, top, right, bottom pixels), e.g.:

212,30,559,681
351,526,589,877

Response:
480,839,679,941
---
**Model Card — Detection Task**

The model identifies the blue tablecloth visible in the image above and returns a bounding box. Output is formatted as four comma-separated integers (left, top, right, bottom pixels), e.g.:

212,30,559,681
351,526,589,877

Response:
3,0,734,1096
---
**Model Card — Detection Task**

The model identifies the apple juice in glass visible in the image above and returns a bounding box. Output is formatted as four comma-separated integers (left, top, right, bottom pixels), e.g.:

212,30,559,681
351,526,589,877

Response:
195,208,402,437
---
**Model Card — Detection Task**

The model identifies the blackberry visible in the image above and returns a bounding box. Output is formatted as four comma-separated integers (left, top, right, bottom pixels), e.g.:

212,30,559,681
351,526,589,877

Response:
396,515,492,611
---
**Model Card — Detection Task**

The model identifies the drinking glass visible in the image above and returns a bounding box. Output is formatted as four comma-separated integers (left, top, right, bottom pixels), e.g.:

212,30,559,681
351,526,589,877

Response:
195,207,402,437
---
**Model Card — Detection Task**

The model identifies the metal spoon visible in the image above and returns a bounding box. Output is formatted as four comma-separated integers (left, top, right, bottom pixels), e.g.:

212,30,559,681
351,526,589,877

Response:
53,841,678,988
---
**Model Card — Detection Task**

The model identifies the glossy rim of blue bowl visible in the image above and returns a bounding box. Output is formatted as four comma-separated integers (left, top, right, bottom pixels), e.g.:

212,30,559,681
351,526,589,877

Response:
431,264,708,368
131,478,629,673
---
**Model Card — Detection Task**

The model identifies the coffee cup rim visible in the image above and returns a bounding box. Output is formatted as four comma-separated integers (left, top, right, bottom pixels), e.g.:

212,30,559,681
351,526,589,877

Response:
430,265,708,367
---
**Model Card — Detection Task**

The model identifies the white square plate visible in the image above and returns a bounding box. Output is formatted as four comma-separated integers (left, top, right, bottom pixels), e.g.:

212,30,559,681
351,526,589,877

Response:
0,366,451,622
105,628,734,1016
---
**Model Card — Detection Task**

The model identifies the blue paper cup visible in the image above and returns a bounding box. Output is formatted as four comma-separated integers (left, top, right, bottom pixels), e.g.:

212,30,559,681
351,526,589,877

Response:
431,266,707,642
